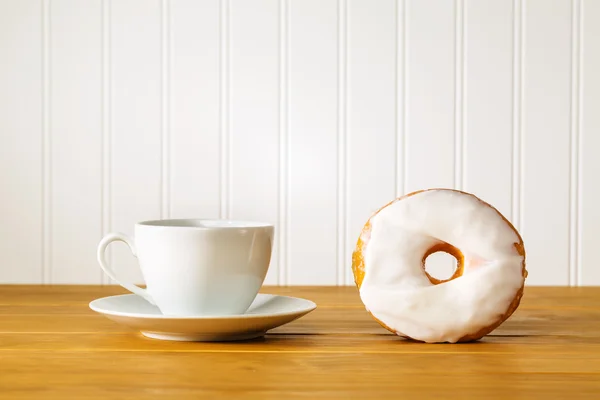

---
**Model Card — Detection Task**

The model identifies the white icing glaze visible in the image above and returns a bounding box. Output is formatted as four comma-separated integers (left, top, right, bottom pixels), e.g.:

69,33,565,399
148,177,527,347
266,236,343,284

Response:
359,189,525,343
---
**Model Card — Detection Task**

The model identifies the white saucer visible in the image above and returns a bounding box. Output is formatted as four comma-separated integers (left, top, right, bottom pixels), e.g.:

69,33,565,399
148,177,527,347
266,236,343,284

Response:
89,293,317,342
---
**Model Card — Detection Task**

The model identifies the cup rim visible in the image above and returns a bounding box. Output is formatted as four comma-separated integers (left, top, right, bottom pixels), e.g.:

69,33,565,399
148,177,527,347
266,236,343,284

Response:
136,218,274,229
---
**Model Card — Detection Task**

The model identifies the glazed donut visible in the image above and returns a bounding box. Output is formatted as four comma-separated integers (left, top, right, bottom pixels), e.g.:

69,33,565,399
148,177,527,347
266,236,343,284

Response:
352,188,527,343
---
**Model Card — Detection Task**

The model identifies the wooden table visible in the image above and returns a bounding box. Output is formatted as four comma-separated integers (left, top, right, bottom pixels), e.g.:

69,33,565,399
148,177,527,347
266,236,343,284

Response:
1,285,600,399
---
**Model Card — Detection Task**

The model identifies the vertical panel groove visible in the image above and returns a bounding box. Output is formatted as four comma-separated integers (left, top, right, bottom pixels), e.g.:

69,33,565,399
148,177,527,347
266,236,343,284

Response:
285,0,291,286
454,0,464,190
396,0,405,197
161,0,171,219
42,0,51,284
518,0,525,233
279,0,289,286
577,0,584,285
569,0,582,286
401,0,408,195
219,0,230,219
460,0,466,192
395,0,399,197
337,0,347,286
512,0,522,229
101,0,112,285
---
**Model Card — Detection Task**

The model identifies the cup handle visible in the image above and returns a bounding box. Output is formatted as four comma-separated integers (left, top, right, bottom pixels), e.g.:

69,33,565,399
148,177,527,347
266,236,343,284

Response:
97,232,156,305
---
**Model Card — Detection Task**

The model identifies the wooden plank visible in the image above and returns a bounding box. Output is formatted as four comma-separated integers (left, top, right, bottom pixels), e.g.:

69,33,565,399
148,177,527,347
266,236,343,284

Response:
3,330,600,351
2,307,600,340
0,354,599,399
4,285,600,307
2,301,600,338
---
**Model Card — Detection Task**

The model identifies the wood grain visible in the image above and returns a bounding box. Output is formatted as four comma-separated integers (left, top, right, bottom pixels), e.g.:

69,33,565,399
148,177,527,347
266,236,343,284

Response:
0,286,599,399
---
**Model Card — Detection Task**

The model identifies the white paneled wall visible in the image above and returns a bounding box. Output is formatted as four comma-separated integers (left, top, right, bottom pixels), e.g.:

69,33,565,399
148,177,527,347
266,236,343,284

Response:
0,0,598,286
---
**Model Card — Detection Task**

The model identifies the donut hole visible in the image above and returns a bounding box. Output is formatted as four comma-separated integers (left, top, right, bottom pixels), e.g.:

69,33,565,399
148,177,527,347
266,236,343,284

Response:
422,243,464,284
424,252,457,281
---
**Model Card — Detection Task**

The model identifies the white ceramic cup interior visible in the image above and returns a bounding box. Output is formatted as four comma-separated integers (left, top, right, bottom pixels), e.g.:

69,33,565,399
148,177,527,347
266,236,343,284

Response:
97,219,274,316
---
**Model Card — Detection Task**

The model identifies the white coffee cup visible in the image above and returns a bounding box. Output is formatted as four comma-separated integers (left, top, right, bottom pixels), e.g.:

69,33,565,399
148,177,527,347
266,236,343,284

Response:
97,219,274,316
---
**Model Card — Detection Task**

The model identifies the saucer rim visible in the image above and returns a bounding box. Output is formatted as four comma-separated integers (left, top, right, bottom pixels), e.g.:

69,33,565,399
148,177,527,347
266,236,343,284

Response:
89,293,317,320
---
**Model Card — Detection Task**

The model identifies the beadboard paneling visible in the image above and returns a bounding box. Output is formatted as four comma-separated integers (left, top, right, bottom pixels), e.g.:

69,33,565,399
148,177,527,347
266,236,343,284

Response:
50,0,103,284
0,0,43,283
345,0,397,285
287,0,338,285
463,0,513,219
521,0,572,285
404,0,457,277
404,0,456,193
229,0,280,284
581,0,600,285
0,0,598,286
169,0,221,221
110,0,162,285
